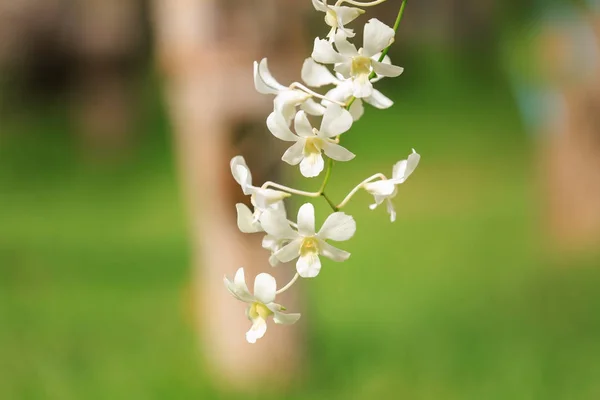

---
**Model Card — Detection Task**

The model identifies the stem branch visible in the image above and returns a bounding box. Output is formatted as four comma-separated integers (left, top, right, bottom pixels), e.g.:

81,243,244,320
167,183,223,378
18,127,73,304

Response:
336,173,387,209
336,0,389,5
261,181,321,198
276,273,300,295
322,192,339,212
289,82,346,107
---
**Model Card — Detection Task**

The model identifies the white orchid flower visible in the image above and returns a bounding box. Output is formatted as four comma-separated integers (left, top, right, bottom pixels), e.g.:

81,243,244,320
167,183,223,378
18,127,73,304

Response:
311,18,404,98
312,0,365,40
267,104,355,178
363,149,420,222
301,58,393,121
235,200,287,234
254,58,325,124
260,203,356,278
224,268,301,343
231,156,290,233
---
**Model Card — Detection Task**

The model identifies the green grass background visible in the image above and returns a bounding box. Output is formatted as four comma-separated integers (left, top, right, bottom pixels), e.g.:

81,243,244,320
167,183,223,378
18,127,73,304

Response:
1,52,600,399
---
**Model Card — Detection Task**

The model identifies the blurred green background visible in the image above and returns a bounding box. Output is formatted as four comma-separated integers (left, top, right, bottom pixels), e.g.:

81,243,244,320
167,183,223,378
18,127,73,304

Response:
2,0,600,399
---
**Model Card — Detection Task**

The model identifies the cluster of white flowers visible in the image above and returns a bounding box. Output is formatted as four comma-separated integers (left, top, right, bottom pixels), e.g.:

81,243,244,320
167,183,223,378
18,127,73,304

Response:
225,0,420,343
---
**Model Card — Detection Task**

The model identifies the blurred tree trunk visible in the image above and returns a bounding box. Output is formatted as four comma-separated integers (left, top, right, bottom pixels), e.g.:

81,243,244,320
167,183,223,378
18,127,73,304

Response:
151,0,306,390
538,8,600,253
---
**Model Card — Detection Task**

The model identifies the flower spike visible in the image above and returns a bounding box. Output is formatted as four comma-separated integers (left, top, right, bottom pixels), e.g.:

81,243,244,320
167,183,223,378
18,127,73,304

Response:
226,0,419,343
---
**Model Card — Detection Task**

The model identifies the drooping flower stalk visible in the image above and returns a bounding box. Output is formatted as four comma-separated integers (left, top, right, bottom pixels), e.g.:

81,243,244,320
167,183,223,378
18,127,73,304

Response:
225,0,420,344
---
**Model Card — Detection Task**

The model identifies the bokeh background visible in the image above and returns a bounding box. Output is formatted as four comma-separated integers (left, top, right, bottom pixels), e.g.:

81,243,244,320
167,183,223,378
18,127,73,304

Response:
2,0,600,398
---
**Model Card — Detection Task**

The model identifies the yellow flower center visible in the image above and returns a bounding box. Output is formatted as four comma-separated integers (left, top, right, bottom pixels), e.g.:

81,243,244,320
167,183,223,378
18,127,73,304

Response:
303,136,323,156
351,55,372,77
300,237,319,257
248,302,273,320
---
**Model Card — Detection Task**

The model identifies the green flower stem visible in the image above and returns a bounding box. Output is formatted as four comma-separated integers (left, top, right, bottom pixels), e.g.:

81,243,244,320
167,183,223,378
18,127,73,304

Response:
318,158,334,194
319,158,339,211
336,173,387,209
320,0,407,212
261,181,321,198
321,192,339,212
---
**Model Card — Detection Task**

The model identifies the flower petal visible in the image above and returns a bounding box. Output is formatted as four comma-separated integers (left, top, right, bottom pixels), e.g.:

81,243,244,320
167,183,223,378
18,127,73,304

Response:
270,200,287,218
267,111,300,142
253,273,277,304
246,317,267,344
349,98,365,120
236,203,263,233
369,194,388,209
326,26,338,40
297,253,322,278
273,311,301,325
337,26,356,39
333,5,364,25
297,203,316,236
318,212,356,241
300,153,325,178
234,268,247,287
252,188,290,210
254,59,285,95
387,198,397,222
392,149,420,183
274,239,303,263
269,253,281,267
352,75,374,98
322,142,355,162
255,58,287,94
319,104,353,137
259,209,298,239
254,63,277,95
294,111,314,137
312,38,346,64
333,60,352,78
323,81,354,106
301,58,339,87
311,0,328,12
392,160,407,180
224,268,255,303
364,180,396,197
317,239,351,262
362,18,395,58
301,98,326,116
282,140,305,166
334,34,359,57
274,90,312,121
369,53,392,82
230,156,253,194
372,60,403,78
365,88,393,109
262,234,279,252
